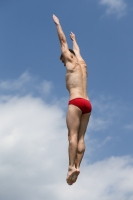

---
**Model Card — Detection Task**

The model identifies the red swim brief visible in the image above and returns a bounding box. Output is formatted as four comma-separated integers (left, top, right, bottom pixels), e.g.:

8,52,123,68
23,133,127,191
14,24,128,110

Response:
68,98,92,114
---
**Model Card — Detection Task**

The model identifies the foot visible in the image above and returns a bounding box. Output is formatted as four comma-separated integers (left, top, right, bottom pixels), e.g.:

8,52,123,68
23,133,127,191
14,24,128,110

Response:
71,168,80,184
66,167,77,185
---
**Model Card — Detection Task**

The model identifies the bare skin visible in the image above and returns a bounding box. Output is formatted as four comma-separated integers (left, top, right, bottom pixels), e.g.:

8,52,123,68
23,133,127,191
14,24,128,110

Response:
53,15,91,185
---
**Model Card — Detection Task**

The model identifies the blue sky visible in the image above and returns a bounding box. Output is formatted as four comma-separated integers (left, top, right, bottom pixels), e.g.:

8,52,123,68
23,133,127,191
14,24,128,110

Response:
0,0,133,199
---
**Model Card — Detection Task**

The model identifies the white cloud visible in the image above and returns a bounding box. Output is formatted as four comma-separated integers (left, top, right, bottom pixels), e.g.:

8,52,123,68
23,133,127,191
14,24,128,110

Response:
37,80,53,95
100,0,127,18
124,124,133,130
0,72,53,96
89,95,120,132
0,94,133,200
86,93,133,158
0,74,133,199
89,116,110,131
98,136,112,147
60,156,133,200
0,94,67,199
0,72,31,90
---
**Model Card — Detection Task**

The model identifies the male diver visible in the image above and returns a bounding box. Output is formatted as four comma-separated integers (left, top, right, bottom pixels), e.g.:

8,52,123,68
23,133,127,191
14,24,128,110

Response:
53,14,92,185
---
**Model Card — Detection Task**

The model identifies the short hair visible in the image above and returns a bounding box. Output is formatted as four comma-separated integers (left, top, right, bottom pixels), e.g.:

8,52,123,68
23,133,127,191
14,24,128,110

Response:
60,49,76,60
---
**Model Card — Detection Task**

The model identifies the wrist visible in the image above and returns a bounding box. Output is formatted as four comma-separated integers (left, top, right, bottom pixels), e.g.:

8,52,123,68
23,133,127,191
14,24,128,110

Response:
56,22,60,26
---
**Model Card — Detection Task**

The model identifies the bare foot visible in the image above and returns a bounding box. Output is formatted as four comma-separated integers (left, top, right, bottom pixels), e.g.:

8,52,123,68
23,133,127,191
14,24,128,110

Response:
66,167,77,185
71,168,80,184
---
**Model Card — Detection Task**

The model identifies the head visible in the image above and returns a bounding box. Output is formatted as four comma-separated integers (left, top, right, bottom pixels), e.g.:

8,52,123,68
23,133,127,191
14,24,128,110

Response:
60,49,76,66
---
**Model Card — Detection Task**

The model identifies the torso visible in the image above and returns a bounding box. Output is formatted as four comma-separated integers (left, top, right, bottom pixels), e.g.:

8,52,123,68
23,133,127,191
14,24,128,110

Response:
65,58,89,101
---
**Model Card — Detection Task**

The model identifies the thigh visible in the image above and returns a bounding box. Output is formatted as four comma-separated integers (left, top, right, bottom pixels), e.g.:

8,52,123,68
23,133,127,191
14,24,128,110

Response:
66,105,82,134
78,113,91,141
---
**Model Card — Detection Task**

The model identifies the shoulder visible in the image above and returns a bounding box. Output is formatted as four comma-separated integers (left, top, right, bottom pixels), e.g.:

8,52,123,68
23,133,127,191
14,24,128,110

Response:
63,50,77,63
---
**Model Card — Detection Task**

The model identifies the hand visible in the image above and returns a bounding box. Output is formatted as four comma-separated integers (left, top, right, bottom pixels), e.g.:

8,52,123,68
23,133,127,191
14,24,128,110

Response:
70,32,76,41
52,14,60,25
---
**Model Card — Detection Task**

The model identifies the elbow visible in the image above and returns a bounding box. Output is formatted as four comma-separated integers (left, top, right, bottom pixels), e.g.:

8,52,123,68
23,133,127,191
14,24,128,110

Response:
60,39,66,46
60,42,68,53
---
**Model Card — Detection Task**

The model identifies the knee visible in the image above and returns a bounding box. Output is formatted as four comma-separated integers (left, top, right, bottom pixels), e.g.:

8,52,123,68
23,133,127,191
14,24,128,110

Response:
78,138,85,144
68,133,78,143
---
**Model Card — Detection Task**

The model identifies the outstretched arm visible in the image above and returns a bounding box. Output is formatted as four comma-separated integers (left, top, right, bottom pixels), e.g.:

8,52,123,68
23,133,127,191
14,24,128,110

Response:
52,14,69,53
70,32,83,60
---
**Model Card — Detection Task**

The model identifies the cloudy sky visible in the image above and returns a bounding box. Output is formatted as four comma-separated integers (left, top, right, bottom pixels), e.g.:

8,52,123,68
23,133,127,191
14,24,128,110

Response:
0,0,133,199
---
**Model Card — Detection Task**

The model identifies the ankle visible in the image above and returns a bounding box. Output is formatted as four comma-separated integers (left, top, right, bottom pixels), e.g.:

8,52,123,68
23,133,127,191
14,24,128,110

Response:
76,166,80,170
75,163,80,168
68,165,75,170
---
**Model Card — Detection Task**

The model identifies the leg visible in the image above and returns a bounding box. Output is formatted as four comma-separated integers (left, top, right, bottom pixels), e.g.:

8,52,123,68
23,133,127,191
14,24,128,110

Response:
69,113,90,184
66,104,82,185
75,113,91,169
68,113,91,185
